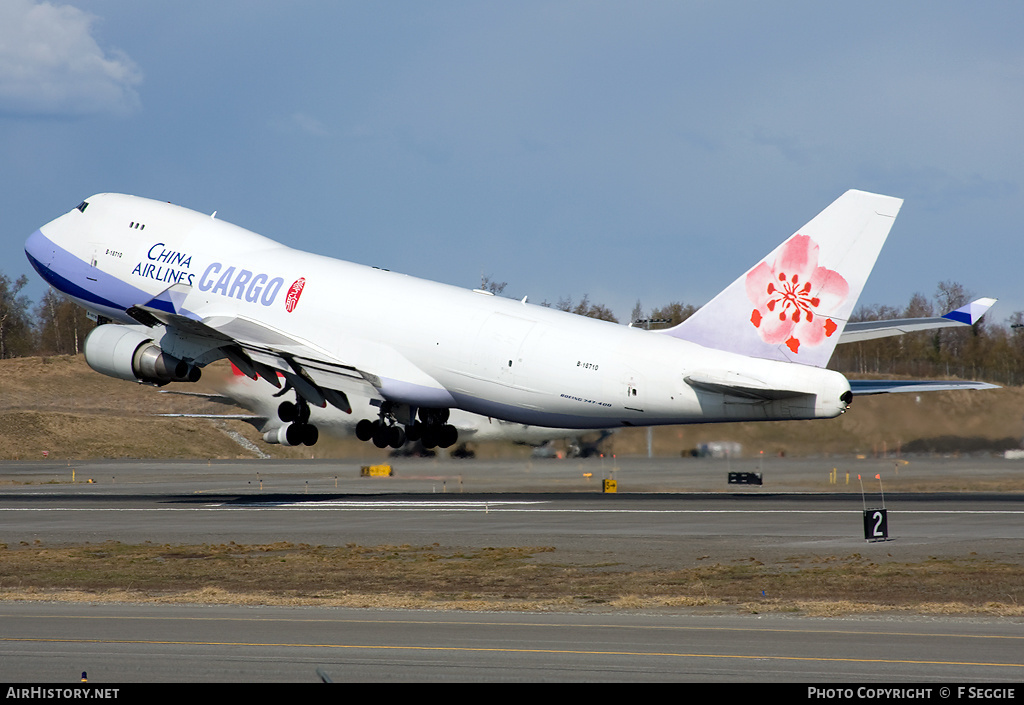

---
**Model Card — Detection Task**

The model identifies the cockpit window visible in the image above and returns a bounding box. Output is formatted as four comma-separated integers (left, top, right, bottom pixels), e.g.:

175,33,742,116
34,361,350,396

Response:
76,201,89,213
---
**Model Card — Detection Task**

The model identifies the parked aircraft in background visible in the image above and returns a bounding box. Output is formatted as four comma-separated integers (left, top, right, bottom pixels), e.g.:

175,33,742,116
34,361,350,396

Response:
25,189,997,451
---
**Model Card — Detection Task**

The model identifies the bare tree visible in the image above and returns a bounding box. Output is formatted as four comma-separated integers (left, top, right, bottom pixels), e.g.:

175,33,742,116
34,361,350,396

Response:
0,273,34,358
934,280,975,374
36,288,94,355
629,300,644,326
647,301,697,330
553,294,619,323
479,274,507,296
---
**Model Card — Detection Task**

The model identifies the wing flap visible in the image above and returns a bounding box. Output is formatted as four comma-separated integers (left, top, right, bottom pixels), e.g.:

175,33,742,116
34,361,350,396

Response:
128,302,450,412
128,304,381,407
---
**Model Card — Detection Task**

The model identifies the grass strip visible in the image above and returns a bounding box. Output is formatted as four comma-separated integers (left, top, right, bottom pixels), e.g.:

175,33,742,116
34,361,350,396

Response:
1,541,1022,616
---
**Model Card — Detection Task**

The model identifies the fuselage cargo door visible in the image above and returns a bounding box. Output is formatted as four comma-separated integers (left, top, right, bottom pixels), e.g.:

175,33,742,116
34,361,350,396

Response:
624,368,644,413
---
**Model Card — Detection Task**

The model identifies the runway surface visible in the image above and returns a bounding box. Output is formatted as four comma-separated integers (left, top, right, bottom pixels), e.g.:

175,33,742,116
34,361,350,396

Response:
1,455,1022,682
2,603,1022,683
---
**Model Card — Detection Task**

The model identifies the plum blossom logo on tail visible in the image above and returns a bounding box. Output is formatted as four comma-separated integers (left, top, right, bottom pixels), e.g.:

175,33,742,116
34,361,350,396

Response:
285,277,306,313
745,234,848,354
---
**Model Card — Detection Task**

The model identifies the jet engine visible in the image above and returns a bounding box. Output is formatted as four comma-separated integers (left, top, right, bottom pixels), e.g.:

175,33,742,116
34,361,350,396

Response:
84,324,201,386
262,423,318,446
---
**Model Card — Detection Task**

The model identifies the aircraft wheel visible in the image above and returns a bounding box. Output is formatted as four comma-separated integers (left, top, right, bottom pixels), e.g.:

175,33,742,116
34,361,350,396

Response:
421,427,437,449
372,424,390,449
356,419,374,442
284,423,305,446
302,424,319,446
388,425,406,449
439,424,458,449
278,401,297,423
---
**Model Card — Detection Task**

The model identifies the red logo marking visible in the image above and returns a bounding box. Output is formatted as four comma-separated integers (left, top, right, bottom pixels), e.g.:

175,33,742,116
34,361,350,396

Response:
285,277,306,313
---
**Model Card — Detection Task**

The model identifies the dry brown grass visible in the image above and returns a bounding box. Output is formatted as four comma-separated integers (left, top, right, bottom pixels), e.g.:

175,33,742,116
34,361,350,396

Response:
1,541,1021,616
0,355,366,460
2,354,1023,460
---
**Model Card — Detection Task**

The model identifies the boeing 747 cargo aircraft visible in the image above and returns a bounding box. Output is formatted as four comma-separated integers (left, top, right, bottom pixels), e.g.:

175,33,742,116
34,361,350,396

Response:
25,190,996,448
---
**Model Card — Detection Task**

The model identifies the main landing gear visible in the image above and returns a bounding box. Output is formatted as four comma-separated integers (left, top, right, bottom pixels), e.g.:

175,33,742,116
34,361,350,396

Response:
355,405,458,450
275,397,319,447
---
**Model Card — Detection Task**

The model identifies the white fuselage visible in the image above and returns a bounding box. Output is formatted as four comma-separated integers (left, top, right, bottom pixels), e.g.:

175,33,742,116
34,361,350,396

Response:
26,194,851,430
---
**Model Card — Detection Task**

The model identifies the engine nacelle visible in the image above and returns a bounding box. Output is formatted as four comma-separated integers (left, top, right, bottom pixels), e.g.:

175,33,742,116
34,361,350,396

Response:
262,425,293,446
262,423,318,446
84,324,200,386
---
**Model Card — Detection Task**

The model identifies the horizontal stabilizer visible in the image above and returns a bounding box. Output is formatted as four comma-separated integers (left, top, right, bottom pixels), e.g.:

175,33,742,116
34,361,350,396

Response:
849,379,1000,395
684,371,812,401
840,298,996,344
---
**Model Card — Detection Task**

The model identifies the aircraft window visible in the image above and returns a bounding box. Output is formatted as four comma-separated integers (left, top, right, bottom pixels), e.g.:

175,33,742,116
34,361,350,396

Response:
76,201,89,213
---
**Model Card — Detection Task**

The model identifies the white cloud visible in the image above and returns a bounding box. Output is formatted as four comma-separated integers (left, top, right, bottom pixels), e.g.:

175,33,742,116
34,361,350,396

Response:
0,0,141,117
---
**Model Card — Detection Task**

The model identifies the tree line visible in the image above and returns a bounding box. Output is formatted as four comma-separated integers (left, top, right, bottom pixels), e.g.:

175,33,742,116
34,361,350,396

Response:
6,270,1023,388
0,273,94,358
485,275,1024,387
829,281,1024,386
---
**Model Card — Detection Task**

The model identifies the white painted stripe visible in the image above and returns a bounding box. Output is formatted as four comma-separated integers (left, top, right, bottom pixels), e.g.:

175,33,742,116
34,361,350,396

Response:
1,505,1021,515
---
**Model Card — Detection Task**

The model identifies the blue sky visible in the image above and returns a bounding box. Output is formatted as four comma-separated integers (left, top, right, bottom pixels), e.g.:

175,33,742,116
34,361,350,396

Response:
2,1,1022,324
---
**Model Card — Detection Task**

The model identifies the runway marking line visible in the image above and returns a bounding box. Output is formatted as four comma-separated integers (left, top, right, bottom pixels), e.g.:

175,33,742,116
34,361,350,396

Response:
2,505,1022,516
1,636,1021,669
5,612,1024,642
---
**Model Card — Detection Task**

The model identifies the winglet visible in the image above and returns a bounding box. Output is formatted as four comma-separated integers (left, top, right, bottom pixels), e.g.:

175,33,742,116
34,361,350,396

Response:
942,298,997,325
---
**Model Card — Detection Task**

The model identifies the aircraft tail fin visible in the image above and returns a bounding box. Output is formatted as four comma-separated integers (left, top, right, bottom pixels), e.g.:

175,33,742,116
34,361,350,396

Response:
660,190,902,368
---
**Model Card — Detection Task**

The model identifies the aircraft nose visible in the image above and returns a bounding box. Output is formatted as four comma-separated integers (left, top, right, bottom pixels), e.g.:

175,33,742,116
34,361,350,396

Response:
25,228,55,272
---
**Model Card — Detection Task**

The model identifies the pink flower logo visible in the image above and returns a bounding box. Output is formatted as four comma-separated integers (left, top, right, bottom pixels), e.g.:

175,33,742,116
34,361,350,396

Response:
745,234,848,354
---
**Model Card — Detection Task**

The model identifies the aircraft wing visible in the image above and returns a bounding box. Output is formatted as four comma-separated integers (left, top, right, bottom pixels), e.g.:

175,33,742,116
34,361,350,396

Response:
158,389,235,403
840,298,996,344
849,379,1000,395
155,412,269,431
128,300,382,413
